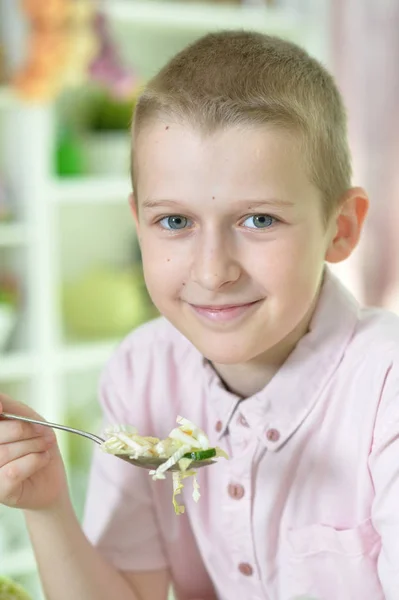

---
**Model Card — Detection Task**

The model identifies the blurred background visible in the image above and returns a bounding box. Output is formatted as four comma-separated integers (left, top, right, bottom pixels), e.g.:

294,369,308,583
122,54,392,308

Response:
0,0,398,597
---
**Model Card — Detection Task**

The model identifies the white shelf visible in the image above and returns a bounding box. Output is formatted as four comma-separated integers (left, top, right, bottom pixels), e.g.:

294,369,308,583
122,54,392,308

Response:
58,339,119,372
51,177,131,204
0,352,37,380
102,0,299,35
1,546,37,576
0,222,31,246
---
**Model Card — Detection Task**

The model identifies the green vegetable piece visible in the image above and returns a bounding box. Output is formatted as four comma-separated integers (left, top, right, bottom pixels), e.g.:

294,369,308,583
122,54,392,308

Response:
183,448,216,461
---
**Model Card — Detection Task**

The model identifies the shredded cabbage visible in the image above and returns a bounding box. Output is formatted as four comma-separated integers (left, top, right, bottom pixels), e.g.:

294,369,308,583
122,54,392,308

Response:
101,416,228,514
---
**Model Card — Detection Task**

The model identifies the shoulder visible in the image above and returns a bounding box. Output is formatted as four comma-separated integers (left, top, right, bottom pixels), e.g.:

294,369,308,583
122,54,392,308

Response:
103,316,200,382
348,308,399,433
356,305,399,344
98,317,204,434
354,310,399,449
328,305,399,410
115,315,198,367
347,306,399,367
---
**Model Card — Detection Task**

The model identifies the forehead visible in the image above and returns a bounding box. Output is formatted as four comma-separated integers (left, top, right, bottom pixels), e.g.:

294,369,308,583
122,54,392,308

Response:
134,120,316,206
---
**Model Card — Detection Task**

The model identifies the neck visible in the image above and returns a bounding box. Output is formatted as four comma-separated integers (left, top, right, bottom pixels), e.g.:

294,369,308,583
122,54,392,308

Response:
213,360,279,398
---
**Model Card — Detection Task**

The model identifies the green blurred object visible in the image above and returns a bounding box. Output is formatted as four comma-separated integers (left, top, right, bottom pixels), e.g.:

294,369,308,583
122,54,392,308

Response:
0,576,33,600
86,90,138,132
80,89,138,176
55,128,84,177
63,264,151,339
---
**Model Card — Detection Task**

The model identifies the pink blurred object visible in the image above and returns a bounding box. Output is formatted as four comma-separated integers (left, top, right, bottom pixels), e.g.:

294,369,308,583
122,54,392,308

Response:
88,12,137,99
332,0,399,308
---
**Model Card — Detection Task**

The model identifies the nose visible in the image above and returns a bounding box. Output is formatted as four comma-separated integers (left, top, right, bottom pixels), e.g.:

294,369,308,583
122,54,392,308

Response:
191,230,241,291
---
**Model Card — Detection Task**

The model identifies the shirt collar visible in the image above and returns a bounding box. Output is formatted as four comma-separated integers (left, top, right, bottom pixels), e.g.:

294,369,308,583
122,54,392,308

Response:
205,267,360,449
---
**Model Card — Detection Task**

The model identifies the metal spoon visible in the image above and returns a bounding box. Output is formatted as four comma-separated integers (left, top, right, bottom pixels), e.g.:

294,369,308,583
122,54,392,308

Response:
0,412,216,471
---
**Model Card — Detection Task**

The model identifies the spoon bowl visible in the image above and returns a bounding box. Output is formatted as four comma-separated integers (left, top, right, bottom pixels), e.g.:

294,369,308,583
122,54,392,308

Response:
116,455,216,471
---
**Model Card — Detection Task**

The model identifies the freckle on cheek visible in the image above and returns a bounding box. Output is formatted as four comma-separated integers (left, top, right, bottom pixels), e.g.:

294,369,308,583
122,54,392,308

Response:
165,126,169,130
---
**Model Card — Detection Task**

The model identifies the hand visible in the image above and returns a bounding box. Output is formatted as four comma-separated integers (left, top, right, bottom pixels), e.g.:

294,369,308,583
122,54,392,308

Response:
0,394,68,510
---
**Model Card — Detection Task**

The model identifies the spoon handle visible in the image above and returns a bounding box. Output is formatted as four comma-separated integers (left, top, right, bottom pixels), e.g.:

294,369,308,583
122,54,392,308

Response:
0,412,105,445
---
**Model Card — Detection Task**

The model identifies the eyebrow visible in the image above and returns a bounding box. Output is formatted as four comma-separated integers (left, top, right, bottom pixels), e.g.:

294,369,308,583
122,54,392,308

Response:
141,198,295,210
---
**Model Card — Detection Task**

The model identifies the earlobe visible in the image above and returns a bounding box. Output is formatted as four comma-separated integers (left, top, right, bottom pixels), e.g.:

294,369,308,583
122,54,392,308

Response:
325,187,369,264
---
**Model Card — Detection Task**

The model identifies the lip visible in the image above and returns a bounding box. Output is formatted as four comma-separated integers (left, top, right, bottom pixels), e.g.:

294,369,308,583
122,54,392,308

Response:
188,300,262,323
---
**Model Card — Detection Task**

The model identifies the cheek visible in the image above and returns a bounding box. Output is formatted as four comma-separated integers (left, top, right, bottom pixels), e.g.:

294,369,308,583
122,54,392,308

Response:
140,239,186,298
262,229,326,292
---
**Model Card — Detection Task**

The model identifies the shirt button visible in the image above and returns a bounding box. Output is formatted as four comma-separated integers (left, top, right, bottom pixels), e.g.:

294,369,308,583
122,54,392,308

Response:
266,428,280,442
228,483,245,499
238,562,253,576
215,420,223,432
238,413,249,427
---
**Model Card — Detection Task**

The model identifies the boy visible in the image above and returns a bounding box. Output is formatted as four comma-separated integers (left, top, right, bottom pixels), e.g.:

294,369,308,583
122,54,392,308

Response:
0,30,398,600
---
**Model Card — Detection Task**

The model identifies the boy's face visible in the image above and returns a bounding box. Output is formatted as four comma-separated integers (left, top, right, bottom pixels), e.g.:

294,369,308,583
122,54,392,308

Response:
132,121,355,365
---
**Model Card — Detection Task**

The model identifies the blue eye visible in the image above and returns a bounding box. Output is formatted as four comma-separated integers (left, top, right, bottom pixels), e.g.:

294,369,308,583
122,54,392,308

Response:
242,214,276,229
159,215,191,230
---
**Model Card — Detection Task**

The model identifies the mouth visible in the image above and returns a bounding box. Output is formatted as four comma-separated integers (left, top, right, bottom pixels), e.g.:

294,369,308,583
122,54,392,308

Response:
187,300,262,323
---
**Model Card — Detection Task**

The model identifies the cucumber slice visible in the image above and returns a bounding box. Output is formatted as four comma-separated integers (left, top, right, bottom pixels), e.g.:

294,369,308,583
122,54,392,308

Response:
183,448,216,461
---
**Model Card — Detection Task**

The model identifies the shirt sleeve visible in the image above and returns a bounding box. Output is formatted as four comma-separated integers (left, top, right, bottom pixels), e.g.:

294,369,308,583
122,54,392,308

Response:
369,361,399,599
81,348,169,573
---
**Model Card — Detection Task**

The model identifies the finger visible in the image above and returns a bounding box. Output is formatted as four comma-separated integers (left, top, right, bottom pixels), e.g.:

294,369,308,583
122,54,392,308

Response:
0,418,53,444
0,451,51,503
0,436,54,469
0,393,45,421
0,393,30,415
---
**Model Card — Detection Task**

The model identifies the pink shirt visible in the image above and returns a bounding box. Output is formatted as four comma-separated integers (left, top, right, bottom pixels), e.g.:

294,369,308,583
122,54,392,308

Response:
83,269,399,600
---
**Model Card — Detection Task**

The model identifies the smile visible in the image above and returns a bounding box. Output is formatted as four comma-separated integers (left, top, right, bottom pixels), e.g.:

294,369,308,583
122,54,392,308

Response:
188,300,262,323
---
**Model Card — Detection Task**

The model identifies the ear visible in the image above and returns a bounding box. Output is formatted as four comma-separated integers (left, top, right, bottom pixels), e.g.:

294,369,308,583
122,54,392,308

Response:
325,187,369,264
129,193,140,234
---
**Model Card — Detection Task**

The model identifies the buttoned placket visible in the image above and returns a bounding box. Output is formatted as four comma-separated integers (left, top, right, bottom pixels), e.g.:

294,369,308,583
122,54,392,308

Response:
220,414,269,599
204,364,275,599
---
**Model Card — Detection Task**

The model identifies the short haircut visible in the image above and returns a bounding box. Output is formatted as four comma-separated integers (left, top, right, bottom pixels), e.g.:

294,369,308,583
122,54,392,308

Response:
132,30,352,217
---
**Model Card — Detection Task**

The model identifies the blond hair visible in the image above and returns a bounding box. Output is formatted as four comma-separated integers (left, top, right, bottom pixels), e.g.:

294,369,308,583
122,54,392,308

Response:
132,30,352,217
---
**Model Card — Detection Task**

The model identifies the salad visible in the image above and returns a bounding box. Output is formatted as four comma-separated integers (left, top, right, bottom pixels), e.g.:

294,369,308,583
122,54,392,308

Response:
101,416,228,514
